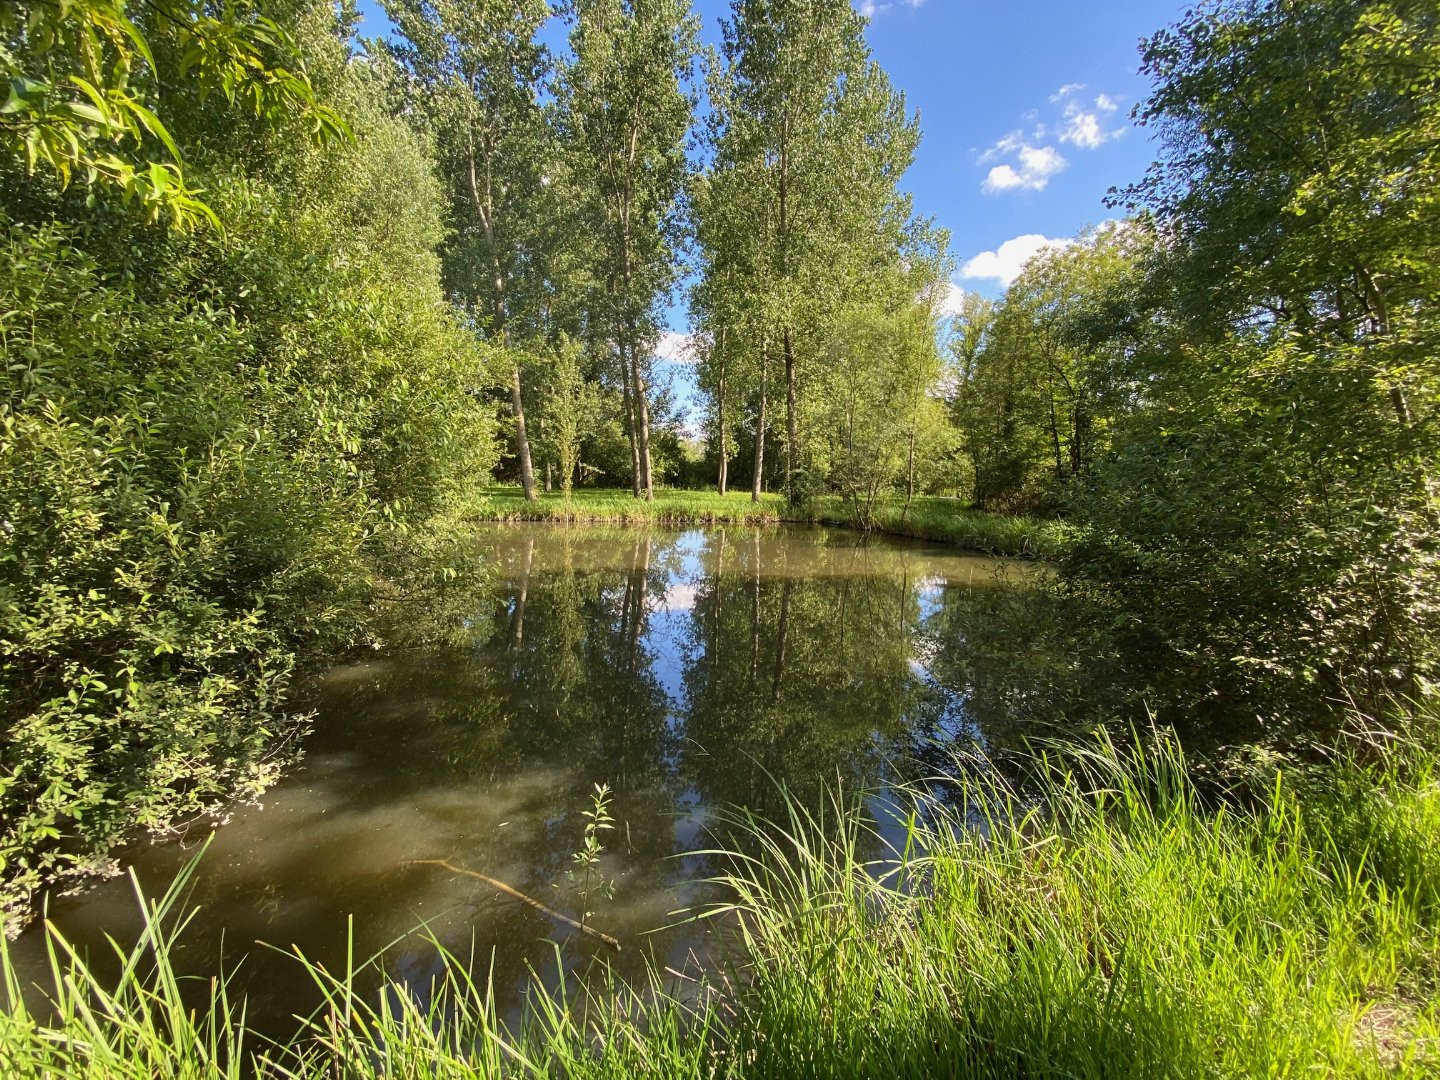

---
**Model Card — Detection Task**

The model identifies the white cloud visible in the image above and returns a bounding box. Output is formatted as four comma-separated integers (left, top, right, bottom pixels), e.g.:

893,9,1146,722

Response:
654,331,696,365
856,0,925,18
980,139,1067,193
977,130,1021,164
662,582,698,613
959,234,1072,287
972,86,1129,197
1052,84,1126,150
1060,112,1106,149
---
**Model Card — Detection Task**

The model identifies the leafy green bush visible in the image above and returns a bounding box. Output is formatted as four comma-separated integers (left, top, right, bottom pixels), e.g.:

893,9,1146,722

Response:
0,222,307,917
0,11,499,928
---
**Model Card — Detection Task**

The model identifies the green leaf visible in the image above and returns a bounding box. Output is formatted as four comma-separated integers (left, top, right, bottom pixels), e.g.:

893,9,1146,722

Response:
2,76,51,115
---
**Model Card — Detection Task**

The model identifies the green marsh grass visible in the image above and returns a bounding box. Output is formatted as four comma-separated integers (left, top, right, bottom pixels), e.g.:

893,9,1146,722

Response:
469,486,1070,559
3,730,1437,1077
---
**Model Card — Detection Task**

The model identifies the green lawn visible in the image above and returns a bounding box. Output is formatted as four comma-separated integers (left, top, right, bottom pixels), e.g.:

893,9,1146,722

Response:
468,486,1070,559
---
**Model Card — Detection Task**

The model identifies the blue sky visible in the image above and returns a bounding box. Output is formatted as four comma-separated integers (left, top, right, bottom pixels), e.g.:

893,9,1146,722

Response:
353,0,1187,411
850,0,1183,291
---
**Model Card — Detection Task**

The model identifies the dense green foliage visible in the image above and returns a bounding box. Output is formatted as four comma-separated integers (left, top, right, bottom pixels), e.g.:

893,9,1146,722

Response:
2,728,1437,1076
1063,0,1439,726
691,0,949,506
949,223,1148,513
1,5,497,925
946,0,1440,728
1,0,345,225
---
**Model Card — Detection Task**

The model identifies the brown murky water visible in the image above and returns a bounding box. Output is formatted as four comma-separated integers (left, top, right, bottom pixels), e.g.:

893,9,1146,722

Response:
11,524,1030,1034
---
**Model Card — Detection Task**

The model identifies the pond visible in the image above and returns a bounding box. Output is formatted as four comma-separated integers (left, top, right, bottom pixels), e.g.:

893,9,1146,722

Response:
11,524,1033,1035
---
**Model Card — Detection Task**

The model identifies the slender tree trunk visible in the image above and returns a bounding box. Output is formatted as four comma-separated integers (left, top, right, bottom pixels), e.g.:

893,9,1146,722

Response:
619,214,654,499
620,336,653,501
511,537,534,650
752,347,769,504
901,430,916,527
1047,379,1064,481
467,123,536,502
771,579,792,701
1072,403,1090,475
495,269,535,502
1356,264,1412,427
631,345,654,501
621,346,642,498
783,326,799,504
545,462,552,494
776,128,798,507
717,415,729,495
717,364,728,497
510,364,538,500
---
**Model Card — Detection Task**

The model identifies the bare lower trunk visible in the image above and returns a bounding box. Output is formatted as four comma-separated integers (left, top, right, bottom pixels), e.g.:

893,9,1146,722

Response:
510,364,538,501
752,349,769,504
717,372,728,497
621,351,641,498
901,430,916,528
783,326,798,504
632,349,654,501
1390,384,1412,427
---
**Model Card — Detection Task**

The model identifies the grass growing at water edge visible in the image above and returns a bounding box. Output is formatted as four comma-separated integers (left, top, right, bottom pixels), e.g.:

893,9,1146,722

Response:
3,727,1437,1077
468,486,1070,559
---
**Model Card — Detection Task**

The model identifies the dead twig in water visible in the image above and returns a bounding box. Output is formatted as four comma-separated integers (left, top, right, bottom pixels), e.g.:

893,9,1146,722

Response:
404,859,621,951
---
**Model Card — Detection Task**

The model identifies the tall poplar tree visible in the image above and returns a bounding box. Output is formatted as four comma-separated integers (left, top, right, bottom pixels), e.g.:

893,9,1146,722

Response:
559,0,700,500
383,0,552,500
698,0,922,503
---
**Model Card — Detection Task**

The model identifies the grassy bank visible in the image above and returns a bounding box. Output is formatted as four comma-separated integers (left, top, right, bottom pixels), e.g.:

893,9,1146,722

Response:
4,729,1437,1077
468,487,1069,559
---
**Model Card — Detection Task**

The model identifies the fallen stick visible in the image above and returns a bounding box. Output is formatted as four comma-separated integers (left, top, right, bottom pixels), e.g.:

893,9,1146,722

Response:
404,859,621,951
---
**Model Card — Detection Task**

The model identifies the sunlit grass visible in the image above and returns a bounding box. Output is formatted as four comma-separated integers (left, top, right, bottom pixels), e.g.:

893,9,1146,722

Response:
4,727,1437,1077
468,486,1070,558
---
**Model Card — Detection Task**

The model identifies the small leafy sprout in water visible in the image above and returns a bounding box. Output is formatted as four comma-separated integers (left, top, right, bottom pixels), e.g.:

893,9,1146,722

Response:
564,782,616,931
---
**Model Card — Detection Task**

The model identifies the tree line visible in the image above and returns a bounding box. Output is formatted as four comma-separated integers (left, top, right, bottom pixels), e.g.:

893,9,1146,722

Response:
373,0,950,508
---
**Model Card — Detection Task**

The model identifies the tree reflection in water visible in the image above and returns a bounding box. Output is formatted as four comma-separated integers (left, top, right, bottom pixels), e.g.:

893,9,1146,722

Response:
11,524,1032,1037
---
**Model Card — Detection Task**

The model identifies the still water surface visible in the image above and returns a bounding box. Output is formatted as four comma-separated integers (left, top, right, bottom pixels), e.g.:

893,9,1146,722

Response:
14,524,1029,1032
